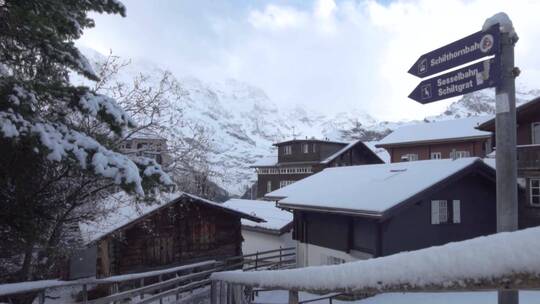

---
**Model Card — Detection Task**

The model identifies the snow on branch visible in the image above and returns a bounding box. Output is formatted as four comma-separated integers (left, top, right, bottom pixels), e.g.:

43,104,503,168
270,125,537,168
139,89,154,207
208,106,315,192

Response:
0,110,171,195
212,227,540,294
77,91,136,135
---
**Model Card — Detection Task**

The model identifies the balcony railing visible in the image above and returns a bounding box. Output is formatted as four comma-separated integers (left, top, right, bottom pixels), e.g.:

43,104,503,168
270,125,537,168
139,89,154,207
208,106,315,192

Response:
518,144,540,170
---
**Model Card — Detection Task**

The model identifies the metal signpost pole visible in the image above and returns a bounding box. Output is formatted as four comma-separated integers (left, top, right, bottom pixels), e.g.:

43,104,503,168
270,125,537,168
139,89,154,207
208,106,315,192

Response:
495,30,519,304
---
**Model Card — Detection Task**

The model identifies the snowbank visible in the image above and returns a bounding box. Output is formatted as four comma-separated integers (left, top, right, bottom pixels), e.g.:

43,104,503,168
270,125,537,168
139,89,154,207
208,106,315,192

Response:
212,227,540,293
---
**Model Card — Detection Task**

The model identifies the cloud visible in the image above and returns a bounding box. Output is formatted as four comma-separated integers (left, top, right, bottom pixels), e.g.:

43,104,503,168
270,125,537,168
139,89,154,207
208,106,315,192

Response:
79,0,540,121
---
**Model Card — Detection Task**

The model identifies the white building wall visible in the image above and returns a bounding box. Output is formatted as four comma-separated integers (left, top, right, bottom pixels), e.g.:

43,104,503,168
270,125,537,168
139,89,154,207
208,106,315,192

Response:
296,241,372,267
241,229,295,255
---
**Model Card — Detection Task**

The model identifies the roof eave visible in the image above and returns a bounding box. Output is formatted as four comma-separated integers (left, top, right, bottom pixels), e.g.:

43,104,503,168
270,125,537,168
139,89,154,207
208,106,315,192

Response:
276,202,383,218
376,135,491,148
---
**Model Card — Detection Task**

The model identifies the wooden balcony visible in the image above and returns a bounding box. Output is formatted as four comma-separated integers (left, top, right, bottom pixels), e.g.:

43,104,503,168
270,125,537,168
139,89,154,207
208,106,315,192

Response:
518,144,540,170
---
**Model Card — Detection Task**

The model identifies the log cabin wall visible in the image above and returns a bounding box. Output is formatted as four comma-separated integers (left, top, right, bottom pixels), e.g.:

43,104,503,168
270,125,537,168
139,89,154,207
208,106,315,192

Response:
96,199,242,277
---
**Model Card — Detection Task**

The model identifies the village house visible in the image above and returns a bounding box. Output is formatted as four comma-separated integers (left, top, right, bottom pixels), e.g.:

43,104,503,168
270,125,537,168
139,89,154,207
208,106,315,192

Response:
478,96,540,228
251,139,384,198
119,130,171,166
376,117,492,163
265,158,497,267
71,192,262,279
222,199,294,255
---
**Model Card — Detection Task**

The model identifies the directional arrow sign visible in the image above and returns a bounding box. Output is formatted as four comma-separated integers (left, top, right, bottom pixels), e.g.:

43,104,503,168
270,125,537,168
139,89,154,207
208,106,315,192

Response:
408,24,500,78
409,58,499,104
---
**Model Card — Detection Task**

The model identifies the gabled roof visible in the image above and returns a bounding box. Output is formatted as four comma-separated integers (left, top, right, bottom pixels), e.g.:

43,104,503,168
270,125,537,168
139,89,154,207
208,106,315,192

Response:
266,158,494,217
320,140,384,165
222,199,293,235
273,138,347,147
249,156,278,168
478,96,540,132
79,192,264,244
251,140,383,168
376,117,492,147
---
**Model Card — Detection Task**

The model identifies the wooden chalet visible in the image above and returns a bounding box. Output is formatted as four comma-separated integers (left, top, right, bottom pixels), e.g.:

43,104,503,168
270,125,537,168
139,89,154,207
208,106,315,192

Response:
251,139,384,198
74,192,263,278
376,117,492,162
478,96,540,228
265,158,497,267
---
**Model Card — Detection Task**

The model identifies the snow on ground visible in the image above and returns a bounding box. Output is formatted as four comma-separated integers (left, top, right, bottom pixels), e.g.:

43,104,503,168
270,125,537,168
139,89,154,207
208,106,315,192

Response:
212,226,540,292
254,290,540,304
377,116,491,146
222,199,292,231
267,158,482,213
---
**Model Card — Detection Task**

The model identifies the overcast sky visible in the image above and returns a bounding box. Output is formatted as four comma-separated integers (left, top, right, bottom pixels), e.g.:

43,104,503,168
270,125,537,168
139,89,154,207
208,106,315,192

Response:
79,0,540,121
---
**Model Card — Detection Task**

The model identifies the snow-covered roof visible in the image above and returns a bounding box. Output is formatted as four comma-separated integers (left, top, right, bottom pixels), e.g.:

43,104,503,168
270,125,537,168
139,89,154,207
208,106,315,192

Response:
79,192,263,244
377,117,492,146
222,199,292,233
267,158,488,215
212,226,540,293
250,156,278,168
321,140,382,164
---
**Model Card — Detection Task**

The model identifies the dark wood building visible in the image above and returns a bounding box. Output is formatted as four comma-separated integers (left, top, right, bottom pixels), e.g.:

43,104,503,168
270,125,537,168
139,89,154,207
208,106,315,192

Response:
376,117,492,163
478,96,540,228
75,193,262,278
266,158,496,266
251,139,383,198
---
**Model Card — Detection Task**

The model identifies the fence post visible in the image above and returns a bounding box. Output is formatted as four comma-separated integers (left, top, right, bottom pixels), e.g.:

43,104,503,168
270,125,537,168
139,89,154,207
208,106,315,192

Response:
279,246,283,268
140,278,144,300
255,252,258,270
158,274,163,304
288,290,299,304
82,284,88,304
38,290,45,304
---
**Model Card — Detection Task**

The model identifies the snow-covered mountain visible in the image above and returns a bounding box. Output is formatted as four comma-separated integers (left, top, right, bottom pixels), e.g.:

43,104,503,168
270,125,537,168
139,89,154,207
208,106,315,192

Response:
78,48,539,196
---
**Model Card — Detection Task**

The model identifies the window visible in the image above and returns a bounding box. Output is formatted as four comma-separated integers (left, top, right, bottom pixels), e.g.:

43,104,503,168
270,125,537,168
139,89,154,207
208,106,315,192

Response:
530,179,540,206
432,200,461,224
284,145,292,155
450,150,470,159
312,143,317,153
452,200,461,223
401,153,418,162
324,255,346,265
430,152,442,159
532,123,540,144
302,143,309,153
266,180,272,193
431,200,448,224
279,180,295,188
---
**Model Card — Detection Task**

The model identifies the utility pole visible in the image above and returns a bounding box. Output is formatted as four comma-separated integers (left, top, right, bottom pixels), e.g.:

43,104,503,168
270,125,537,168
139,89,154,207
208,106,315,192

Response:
495,27,519,304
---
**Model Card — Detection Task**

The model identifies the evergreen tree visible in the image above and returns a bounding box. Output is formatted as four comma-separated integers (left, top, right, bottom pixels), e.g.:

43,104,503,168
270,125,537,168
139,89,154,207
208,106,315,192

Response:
0,0,173,297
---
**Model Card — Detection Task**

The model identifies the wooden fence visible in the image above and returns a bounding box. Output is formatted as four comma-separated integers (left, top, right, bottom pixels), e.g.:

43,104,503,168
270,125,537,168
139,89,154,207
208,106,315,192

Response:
0,247,296,304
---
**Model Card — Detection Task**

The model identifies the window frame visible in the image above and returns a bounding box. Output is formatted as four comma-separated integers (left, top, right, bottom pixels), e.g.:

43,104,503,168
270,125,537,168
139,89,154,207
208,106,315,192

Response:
302,143,309,154
284,145,292,155
532,122,540,144
530,178,540,207
430,152,442,159
401,153,419,162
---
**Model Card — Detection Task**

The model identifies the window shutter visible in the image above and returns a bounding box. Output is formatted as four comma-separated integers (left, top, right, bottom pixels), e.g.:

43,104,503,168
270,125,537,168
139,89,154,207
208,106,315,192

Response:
453,200,461,223
431,200,440,224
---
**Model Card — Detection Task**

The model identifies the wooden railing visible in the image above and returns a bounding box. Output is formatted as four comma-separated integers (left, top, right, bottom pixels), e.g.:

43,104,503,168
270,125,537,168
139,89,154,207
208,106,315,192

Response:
517,144,540,170
0,247,296,304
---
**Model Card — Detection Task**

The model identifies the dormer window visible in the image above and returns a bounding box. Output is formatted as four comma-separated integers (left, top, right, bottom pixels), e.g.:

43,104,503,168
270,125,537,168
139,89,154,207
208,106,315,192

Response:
284,145,292,155
302,143,309,154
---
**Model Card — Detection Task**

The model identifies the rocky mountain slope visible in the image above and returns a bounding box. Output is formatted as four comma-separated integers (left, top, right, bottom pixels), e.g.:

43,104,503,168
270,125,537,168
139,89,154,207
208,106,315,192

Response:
79,48,539,196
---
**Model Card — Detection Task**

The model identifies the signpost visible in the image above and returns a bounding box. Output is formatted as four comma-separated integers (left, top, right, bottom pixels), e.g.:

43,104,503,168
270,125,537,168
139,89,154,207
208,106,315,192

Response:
409,58,499,104
408,14,519,304
408,24,500,78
